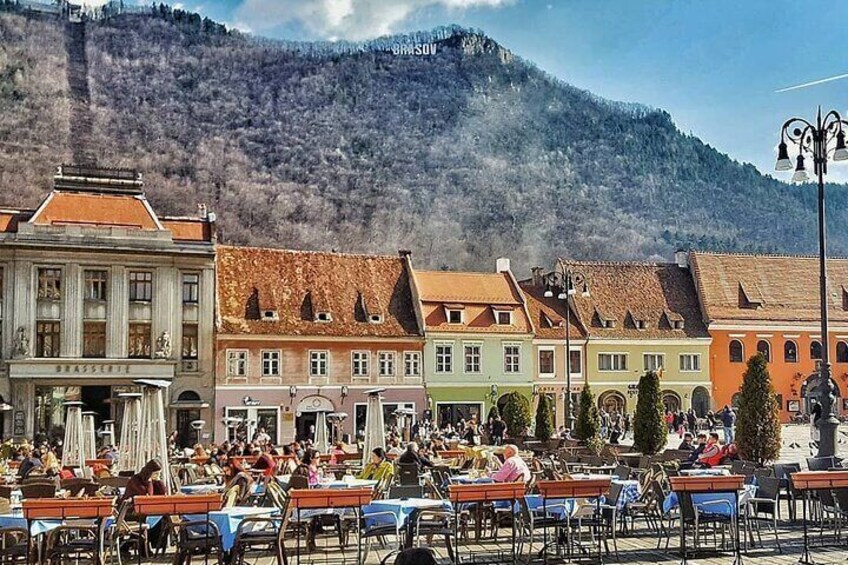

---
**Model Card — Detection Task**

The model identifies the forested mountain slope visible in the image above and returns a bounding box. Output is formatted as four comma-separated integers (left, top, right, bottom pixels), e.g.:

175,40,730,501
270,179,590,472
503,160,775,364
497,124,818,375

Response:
1,8,845,271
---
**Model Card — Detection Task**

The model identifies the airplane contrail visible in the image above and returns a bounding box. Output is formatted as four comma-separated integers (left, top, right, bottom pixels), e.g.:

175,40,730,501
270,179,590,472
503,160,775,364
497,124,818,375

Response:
776,73,848,93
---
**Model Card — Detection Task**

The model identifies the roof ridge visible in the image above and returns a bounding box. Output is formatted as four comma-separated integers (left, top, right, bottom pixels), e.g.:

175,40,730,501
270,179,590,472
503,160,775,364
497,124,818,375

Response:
691,249,848,261
416,270,505,276
218,244,401,261
559,258,677,268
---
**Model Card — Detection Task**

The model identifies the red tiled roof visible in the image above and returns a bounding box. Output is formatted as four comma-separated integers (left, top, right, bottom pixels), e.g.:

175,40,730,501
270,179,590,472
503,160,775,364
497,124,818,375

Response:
563,260,709,339
416,270,531,334
162,218,212,242
30,192,159,230
690,251,848,324
0,211,23,233
415,271,522,304
518,280,586,340
216,246,422,337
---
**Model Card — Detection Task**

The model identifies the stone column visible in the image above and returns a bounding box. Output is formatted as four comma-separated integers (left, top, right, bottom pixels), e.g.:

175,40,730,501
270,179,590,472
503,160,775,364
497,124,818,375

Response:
108,266,128,358
61,264,82,358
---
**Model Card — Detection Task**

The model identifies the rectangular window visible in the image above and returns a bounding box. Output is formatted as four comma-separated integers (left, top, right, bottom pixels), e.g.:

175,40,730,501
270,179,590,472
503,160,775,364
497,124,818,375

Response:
35,321,60,358
435,343,453,373
569,350,582,375
182,324,198,359
82,322,106,358
447,310,463,324
538,349,555,375
643,354,665,372
378,351,395,377
464,344,482,374
127,323,151,358
182,273,200,304
598,353,627,371
352,351,370,377
37,268,61,300
128,271,153,302
504,344,521,373
83,270,107,301
310,351,329,377
403,351,421,377
227,350,248,376
261,350,281,376
679,354,701,372
496,311,512,325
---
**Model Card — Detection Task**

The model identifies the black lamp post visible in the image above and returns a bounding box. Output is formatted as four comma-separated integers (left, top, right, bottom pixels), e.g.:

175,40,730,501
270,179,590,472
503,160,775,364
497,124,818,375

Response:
543,260,589,431
776,106,848,458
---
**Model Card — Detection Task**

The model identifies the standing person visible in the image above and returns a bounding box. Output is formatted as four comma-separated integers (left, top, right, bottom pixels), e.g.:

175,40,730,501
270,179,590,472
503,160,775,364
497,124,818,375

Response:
599,409,609,439
810,399,822,445
665,411,675,434
687,409,697,434
706,411,716,431
721,405,736,444
622,413,631,440
491,416,506,446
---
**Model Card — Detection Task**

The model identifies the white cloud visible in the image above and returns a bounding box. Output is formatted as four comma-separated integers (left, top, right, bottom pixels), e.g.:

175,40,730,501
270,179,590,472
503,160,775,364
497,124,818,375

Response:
234,0,513,40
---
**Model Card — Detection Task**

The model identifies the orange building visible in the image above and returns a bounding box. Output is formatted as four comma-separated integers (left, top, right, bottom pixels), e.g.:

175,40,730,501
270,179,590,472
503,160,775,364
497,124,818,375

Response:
690,251,848,421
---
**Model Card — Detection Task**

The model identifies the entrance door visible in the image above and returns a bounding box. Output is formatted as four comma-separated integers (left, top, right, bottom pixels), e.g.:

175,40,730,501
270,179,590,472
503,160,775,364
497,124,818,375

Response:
176,409,201,448
295,413,317,443
81,386,111,430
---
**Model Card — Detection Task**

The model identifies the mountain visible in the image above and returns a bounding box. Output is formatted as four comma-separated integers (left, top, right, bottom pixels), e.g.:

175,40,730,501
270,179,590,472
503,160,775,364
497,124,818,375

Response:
1,5,846,272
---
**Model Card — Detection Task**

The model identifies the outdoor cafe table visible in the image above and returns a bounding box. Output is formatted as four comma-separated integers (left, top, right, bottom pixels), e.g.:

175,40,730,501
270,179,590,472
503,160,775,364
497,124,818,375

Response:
679,468,731,476
133,494,223,565
184,506,278,552
22,496,115,565
289,487,373,565
668,474,745,565
790,469,848,565
275,475,377,490
448,481,526,564
180,484,225,495
365,498,452,549
535,478,611,563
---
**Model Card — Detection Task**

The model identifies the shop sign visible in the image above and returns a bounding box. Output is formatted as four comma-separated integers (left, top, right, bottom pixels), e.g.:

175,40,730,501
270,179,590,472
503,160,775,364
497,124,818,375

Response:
13,411,25,436
54,364,131,374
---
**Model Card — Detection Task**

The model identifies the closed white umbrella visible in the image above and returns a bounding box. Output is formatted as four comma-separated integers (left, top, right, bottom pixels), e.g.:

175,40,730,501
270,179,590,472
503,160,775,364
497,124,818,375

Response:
61,401,84,469
314,411,329,454
362,389,386,466
134,380,172,493
117,393,142,473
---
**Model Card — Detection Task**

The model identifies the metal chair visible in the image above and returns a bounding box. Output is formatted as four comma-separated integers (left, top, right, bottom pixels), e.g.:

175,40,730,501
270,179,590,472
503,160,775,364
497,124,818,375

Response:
45,519,107,565
231,517,287,565
388,485,423,499
19,483,56,499
613,465,631,481
745,476,781,552
173,520,225,565
806,456,837,471
774,462,801,521
397,463,419,486
103,499,149,565
0,527,28,564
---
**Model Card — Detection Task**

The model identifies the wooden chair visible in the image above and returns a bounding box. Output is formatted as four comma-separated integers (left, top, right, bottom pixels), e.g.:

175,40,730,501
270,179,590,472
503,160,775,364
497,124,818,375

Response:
173,520,225,565
104,499,149,565
0,527,28,564
232,517,288,565
20,483,55,499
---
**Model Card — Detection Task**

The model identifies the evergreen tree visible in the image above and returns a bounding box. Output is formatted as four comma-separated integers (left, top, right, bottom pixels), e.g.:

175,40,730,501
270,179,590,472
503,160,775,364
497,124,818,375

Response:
502,392,532,438
633,371,667,455
574,384,601,443
736,353,782,465
534,394,554,440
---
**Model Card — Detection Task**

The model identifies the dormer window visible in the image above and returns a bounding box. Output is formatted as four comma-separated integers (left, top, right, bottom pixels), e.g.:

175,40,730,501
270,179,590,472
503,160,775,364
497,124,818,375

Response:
496,311,512,325
664,311,685,330
738,282,763,310
444,304,464,324
634,319,647,330
369,314,384,324
262,310,278,321
603,319,616,329
315,312,333,323
673,320,684,330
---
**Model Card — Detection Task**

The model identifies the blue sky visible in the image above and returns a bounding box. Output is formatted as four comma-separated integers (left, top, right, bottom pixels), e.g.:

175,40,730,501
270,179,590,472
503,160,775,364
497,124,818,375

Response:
171,0,848,178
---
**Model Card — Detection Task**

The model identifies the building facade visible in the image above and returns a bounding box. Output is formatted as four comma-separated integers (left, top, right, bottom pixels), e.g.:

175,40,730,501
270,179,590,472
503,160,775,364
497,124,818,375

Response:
690,251,848,421
214,246,426,444
413,259,535,427
519,274,587,429
0,166,216,445
563,260,712,416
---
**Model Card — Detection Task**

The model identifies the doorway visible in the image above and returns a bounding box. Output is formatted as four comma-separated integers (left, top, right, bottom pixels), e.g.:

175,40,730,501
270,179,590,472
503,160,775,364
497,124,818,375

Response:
81,385,111,429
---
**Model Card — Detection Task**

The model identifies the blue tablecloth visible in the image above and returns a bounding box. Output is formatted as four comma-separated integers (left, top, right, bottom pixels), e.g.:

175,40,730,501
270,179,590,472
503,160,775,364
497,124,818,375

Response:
364,498,452,529
448,476,495,485
663,485,757,517
0,512,61,536
185,506,278,551
180,484,225,494
524,495,578,519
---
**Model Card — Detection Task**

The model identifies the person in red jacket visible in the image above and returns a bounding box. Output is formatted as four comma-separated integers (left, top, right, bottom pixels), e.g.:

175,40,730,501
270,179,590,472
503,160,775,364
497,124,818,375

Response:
697,433,724,467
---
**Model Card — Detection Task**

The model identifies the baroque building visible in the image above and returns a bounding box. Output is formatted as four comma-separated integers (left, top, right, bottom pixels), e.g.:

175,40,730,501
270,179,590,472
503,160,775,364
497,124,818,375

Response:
0,166,216,445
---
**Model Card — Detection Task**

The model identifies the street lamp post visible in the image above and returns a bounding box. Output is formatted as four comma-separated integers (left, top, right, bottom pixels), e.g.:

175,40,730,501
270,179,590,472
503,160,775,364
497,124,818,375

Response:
776,106,848,458
544,260,589,431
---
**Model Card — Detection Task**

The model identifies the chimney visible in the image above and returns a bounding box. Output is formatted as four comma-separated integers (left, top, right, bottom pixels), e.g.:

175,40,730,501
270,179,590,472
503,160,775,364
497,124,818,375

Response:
674,249,689,269
398,249,412,258
197,203,208,219
496,257,511,273
530,266,544,287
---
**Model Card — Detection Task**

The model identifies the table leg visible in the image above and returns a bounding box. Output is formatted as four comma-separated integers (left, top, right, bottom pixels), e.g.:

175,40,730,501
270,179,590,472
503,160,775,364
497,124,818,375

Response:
798,492,814,565
733,490,743,565
679,497,687,565
511,496,517,565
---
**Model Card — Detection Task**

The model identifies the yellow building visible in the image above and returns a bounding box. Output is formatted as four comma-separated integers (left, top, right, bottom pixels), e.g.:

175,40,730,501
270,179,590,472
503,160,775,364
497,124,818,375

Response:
563,260,712,416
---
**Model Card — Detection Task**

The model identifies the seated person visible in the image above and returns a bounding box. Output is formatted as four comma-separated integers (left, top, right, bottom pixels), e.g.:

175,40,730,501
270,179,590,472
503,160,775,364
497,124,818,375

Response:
291,449,320,486
17,447,42,479
490,444,531,483
678,432,695,451
685,433,708,465
119,459,166,505
358,447,394,482
397,442,432,470
252,447,277,477
697,433,724,468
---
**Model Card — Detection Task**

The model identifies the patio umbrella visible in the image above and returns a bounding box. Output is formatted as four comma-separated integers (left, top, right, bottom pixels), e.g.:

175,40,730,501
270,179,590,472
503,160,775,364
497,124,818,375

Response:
394,407,416,443
314,411,329,453
134,379,172,493
362,389,386,466
81,411,97,462
61,401,84,469
116,392,142,473
327,412,348,444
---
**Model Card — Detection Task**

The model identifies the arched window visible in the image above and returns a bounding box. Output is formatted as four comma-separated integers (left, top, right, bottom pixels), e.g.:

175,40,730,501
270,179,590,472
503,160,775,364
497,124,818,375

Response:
729,340,744,363
784,340,798,363
811,340,822,360
756,340,771,362
177,390,201,402
837,341,848,363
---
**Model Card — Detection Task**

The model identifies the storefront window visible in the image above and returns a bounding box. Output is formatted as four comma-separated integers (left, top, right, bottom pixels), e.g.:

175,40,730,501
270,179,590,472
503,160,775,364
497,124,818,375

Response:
354,402,416,438
34,386,81,442
224,407,279,445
